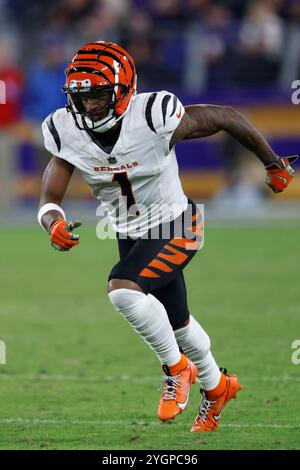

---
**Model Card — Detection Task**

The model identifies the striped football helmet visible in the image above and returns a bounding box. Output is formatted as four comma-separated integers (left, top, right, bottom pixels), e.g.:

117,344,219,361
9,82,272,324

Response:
62,41,137,133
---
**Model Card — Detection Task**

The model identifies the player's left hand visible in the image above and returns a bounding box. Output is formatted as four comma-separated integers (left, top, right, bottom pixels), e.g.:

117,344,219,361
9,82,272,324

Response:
265,155,298,193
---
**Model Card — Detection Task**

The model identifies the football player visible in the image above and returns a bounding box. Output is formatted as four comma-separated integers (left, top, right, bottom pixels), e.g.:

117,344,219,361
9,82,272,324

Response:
38,41,297,432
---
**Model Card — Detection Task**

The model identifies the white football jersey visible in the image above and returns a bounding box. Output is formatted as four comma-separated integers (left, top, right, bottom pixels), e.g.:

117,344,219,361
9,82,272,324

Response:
42,91,188,238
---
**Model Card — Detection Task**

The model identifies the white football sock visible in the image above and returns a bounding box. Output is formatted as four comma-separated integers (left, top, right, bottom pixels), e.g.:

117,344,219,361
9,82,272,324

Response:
108,288,181,367
174,315,221,390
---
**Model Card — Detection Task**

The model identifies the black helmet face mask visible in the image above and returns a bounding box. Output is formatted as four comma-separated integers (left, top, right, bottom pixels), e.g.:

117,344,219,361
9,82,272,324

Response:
63,86,115,130
72,90,114,121
63,84,129,132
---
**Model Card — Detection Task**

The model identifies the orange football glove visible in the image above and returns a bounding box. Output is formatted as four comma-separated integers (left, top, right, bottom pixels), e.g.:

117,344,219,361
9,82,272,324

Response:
49,219,82,252
265,155,298,193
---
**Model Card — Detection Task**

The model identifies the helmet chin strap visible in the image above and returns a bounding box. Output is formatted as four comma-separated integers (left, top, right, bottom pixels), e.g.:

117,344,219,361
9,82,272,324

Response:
83,94,135,133
84,107,117,133
88,114,123,133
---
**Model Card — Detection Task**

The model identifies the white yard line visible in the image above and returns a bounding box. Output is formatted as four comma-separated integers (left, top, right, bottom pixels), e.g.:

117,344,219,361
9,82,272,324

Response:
261,376,300,382
0,374,299,383
0,418,299,429
0,374,158,383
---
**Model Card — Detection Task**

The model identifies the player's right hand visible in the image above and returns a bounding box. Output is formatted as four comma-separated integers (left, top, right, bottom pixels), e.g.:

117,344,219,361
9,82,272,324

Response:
49,219,82,252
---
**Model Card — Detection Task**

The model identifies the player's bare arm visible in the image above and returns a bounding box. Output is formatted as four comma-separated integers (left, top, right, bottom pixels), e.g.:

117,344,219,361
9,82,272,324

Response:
38,156,81,251
171,104,278,164
39,156,74,231
170,105,298,193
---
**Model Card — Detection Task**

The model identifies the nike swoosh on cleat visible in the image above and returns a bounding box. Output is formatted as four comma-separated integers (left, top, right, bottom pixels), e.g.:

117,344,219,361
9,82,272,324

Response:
213,413,222,420
178,397,189,410
275,175,288,184
178,387,191,410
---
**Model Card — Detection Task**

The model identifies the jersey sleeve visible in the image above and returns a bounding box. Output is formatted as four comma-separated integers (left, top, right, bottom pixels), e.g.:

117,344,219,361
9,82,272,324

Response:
41,112,62,157
144,90,185,154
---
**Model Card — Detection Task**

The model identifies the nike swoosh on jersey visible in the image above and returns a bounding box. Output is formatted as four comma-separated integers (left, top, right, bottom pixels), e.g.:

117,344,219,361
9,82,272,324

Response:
176,108,182,119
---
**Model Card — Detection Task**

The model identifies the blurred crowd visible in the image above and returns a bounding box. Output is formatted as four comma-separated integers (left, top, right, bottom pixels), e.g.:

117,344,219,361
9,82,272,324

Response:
1,0,300,126
0,0,299,206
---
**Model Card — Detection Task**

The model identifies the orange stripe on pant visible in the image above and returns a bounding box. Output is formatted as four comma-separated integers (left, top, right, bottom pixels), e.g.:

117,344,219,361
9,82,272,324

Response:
148,259,173,272
139,268,160,278
157,244,188,265
187,220,203,238
139,245,188,278
139,218,203,279
170,220,203,251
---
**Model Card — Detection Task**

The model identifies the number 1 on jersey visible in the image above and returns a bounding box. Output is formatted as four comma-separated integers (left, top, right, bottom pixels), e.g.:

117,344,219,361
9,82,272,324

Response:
113,172,140,216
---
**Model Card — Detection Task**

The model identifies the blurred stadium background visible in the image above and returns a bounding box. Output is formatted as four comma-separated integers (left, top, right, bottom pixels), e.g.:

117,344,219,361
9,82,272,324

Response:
1,0,300,224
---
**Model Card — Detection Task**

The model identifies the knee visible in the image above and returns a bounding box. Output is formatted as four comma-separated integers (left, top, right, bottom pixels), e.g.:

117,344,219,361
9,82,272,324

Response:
108,285,148,314
108,277,145,315
107,278,143,294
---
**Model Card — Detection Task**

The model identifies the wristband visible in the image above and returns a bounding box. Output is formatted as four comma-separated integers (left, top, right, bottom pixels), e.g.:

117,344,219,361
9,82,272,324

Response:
37,203,66,231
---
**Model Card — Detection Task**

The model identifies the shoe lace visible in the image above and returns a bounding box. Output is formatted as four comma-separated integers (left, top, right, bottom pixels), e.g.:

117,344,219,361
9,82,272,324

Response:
160,374,183,401
198,393,215,423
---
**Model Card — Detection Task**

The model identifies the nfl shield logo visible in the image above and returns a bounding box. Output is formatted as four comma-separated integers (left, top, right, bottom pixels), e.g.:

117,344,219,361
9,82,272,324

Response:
108,156,117,164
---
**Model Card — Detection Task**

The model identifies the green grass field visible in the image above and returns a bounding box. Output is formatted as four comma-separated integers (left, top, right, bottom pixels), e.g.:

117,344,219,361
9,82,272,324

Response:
0,224,299,450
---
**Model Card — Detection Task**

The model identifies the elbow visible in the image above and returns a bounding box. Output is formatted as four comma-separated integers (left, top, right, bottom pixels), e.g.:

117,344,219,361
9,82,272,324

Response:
224,105,238,118
222,105,239,131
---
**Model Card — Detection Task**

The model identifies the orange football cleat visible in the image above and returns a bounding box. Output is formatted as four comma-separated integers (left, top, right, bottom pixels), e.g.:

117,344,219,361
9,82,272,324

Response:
158,354,198,422
191,368,242,432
